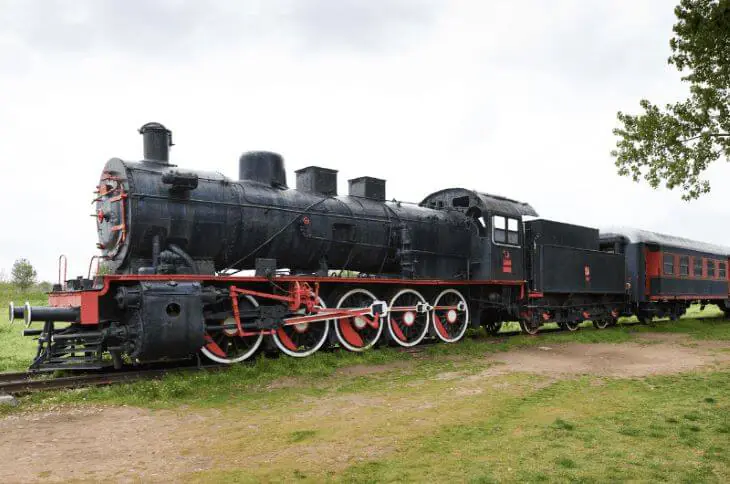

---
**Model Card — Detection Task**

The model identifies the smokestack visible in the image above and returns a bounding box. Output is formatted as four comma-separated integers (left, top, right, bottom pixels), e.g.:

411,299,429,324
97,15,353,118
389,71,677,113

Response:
139,122,173,164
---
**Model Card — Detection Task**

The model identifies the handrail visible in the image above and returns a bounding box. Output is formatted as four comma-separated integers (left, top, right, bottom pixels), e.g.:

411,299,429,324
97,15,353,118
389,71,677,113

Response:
58,255,68,290
87,255,101,279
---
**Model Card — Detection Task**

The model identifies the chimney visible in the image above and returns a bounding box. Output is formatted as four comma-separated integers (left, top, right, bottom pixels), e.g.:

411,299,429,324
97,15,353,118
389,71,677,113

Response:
139,122,173,164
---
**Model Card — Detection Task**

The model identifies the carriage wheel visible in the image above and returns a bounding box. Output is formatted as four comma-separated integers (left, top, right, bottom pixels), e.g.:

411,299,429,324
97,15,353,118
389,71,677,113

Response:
519,319,540,335
387,288,430,347
592,319,610,330
431,289,470,343
334,288,383,352
272,295,330,357
564,321,581,331
485,321,503,336
201,295,264,364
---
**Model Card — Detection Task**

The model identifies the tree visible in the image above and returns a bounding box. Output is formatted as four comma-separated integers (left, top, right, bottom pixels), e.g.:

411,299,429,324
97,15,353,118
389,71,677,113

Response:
612,0,730,200
11,259,37,291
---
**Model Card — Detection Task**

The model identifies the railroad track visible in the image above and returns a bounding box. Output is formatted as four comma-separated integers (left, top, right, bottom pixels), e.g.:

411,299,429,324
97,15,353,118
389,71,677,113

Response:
0,366,223,396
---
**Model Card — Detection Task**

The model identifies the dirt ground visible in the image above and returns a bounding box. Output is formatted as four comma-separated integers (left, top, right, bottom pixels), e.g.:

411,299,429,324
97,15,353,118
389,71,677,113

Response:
480,333,730,378
1,334,728,483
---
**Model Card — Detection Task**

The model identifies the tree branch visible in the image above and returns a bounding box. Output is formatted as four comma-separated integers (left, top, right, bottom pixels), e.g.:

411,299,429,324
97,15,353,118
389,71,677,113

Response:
681,133,730,142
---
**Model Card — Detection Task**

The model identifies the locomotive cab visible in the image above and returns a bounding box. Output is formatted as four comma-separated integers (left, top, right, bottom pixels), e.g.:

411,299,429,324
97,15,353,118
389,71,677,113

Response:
420,188,537,281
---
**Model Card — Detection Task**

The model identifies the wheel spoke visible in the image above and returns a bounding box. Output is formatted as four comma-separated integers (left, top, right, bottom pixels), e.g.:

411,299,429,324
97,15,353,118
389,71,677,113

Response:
272,295,330,357
334,288,383,352
431,289,470,343
201,295,264,364
388,289,429,347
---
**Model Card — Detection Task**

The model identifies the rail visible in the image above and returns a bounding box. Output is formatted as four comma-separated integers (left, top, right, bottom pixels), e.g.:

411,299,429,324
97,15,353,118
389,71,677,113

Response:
0,366,225,396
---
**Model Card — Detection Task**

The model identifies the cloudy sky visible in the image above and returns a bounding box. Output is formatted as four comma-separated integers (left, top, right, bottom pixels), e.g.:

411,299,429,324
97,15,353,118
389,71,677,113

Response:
1,0,728,282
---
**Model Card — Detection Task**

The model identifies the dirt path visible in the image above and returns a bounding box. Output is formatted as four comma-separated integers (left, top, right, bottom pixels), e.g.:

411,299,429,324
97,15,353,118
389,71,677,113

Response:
1,335,728,483
479,333,730,378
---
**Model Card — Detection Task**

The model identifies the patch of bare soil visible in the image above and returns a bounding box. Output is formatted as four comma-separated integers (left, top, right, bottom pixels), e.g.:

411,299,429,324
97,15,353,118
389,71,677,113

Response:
0,406,209,483
477,339,730,378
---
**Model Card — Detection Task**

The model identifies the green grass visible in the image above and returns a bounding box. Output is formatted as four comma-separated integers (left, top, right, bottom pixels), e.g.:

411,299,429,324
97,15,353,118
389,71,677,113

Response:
0,282,47,372
175,369,730,483
333,372,730,483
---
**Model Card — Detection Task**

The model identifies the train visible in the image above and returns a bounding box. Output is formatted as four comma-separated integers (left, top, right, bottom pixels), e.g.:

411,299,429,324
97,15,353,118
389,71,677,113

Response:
9,122,730,371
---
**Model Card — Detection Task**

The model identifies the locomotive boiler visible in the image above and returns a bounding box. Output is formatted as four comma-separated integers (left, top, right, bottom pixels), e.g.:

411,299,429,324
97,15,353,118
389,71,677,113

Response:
98,123,473,280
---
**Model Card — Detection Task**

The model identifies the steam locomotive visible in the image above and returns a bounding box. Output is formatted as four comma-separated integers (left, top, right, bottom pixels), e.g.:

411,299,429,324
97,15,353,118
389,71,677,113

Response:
9,123,730,371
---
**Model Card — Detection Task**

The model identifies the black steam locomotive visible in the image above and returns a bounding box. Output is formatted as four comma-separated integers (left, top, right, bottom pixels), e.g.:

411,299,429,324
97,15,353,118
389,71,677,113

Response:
9,123,730,371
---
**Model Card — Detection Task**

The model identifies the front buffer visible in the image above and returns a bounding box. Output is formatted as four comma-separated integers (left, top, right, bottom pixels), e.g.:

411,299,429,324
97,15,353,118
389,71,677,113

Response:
10,280,209,371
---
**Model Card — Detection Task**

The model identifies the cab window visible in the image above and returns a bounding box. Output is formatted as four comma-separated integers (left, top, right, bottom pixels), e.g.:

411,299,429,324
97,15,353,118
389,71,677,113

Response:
719,262,727,279
708,260,717,278
493,216,519,246
507,218,519,245
493,216,506,243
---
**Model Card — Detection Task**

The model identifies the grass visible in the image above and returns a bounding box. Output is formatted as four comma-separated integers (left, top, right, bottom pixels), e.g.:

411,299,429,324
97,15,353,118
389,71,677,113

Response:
0,282,729,481
174,370,730,483
0,282,48,372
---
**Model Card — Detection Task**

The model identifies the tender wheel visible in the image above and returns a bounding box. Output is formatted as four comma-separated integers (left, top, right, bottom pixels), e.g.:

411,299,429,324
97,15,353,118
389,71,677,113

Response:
334,288,383,352
592,319,610,330
564,321,581,331
272,295,330,357
520,319,540,335
485,321,503,336
431,289,470,343
387,288,430,347
201,295,264,364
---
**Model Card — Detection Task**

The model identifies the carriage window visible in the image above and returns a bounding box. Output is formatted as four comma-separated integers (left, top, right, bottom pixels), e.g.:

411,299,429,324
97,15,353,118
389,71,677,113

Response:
708,260,716,278
493,215,506,243
693,257,703,278
663,254,674,275
719,262,727,279
679,256,689,276
507,218,519,245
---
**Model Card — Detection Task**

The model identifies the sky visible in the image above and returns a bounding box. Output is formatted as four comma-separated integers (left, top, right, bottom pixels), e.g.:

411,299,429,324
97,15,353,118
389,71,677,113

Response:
1,0,729,282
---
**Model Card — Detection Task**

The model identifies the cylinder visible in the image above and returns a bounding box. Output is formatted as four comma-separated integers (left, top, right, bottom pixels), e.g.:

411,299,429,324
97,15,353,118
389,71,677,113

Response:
139,122,172,163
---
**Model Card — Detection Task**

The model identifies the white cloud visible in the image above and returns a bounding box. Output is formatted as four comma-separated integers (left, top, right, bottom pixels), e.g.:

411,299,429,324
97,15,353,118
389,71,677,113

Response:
0,0,727,282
